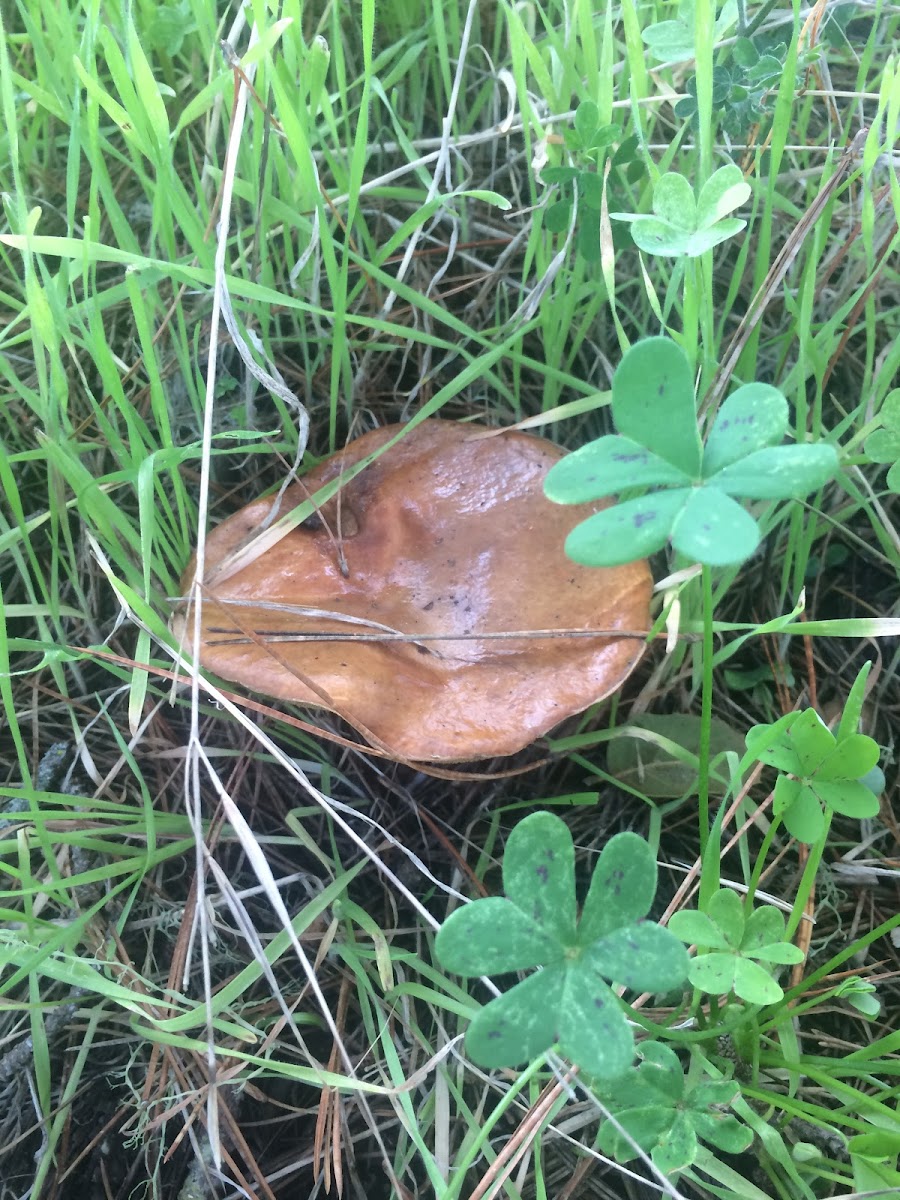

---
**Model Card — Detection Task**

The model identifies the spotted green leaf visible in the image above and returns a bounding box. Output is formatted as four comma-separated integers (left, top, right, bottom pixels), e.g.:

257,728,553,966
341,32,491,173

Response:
502,810,576,945
465,964,565,1067
613,337,702,476
597,1042,750,1174
702,384,788,475
435,815,688,1078
707,444,838,499
562,489,688,567
670,487,761,565
434,897,559,975
578,830,657,942
543,436,692,503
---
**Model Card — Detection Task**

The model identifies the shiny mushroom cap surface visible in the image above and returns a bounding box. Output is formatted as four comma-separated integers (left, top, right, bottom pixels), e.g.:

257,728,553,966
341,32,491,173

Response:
176,420,652,762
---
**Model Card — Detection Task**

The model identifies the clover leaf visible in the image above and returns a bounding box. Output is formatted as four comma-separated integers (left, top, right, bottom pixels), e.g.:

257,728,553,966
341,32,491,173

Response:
565,100,620,158
543,337,839,567
864,388,900,493
610,165,750,257
833,975,881,1019
748,667,883,844
668,888,804,1004
674,39,793,136
595,1042,752,1175
745,664,883,843
642,0,738,64
434,812,689,1079
746,709,882,842
541,102,645,261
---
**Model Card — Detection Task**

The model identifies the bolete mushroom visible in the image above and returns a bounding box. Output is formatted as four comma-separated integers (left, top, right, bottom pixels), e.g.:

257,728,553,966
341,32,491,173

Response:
175,420,651,762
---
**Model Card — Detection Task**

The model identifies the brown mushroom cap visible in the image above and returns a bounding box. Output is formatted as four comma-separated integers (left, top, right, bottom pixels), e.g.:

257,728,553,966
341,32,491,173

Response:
175,420,652,762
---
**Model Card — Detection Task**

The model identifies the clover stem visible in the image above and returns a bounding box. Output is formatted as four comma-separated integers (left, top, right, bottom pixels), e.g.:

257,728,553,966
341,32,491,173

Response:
442,1050,551,1184
697,256,716,392
682,259,715,383
646,803,663,855
708,992,720,1027
682,259,699,371
697,564,715,854
744,813,782,910
785,810,832,941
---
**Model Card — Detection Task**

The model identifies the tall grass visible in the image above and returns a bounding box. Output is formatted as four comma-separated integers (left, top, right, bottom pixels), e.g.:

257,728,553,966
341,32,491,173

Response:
1,0,899,1196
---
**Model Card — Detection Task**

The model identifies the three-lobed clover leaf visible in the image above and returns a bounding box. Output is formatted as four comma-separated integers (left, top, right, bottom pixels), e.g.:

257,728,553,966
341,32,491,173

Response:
434,812,689,1079
565,99,621,160
595,1041,752,1175
668,888,804,1004
864,388,900,493
745,664,883,843
544,337,839,568
610,164,750,257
